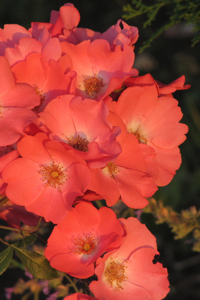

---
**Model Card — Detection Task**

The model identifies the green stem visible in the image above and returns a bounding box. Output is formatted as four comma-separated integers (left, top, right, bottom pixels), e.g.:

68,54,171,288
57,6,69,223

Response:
0,225,21,232
0,216,43,234
28,217,43,233
0,237,10,246
63,273,79,293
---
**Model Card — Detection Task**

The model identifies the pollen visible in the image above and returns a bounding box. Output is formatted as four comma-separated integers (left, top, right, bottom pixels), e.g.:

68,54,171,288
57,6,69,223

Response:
38,161,67,190
82,74,103,98
67,135,89,152
129,128,147,144
33,85,46,112
71,234,97,255
104,260,127,291
107,162,120,179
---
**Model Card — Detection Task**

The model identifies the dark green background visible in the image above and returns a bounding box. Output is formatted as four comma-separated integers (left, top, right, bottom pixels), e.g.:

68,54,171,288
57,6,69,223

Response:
0,0,200,299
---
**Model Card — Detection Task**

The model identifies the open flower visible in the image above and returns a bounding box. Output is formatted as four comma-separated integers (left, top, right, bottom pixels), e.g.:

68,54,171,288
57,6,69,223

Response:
90,217,170,300
40,95,121,168
61,39,137,101
2,133,90,223
89,110,157,208
113,83,188,186
11,52,73,113
45,202,124,278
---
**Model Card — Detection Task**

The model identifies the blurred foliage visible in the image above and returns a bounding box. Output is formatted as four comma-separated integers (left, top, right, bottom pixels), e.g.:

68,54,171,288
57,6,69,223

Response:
143,198,200,251
123,0,200,52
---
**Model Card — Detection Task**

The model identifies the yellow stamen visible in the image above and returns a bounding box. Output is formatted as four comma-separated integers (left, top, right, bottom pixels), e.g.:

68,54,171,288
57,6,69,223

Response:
107,162,120,179
104,259,127,291
38,162,67,190
129,128,147,144
67,135,89,152
33,85,46,112
71,234,96,255
83,74,103,98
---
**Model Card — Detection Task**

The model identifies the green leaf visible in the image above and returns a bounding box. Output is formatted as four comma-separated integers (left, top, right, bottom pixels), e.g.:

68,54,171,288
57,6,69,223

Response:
13,234,37,248
0,247,13,274
13,246,58,280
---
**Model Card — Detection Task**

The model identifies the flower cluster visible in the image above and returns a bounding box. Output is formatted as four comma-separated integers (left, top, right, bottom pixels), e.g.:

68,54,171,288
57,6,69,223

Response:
0,3,190,300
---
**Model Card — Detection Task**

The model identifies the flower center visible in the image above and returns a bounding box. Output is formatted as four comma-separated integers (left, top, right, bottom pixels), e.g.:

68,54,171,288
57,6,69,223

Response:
107,162,120,179
71,234,97,255
83,74,103,98
67,135,89,152
104,260,127,291
38,161,67,190
129,128,147,144
33,85,46,112
50,171,59,178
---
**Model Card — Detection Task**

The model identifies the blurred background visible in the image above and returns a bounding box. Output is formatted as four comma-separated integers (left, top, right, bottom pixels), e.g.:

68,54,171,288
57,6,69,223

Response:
0,0,200,299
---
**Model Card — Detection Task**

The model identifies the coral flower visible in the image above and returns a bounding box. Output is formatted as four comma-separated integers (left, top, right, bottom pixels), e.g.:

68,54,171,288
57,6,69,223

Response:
0,56,40,146
2,133,90,223
90,217,170,300
45,202,124,278
61,39,137,101
89,110,157,208
40,95,121,168
11,52,72,113
114,84,188,186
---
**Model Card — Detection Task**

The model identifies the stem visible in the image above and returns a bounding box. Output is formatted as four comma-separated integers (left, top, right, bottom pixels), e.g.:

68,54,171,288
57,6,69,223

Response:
0,237,10,246
0,225,21,232
29,217,43,233
63,273,80,293
0,216,43,234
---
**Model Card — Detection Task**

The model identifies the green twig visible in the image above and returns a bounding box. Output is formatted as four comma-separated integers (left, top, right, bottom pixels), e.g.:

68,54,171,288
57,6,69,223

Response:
63,273,80,293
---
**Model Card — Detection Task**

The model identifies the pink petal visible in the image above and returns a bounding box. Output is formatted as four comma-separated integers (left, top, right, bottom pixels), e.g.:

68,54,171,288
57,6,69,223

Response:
2,158,44,206
26,187,68,223
143,97,188,148
17,133,52,164
0,57,15,96
116,167,157,208
0,108,37,146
